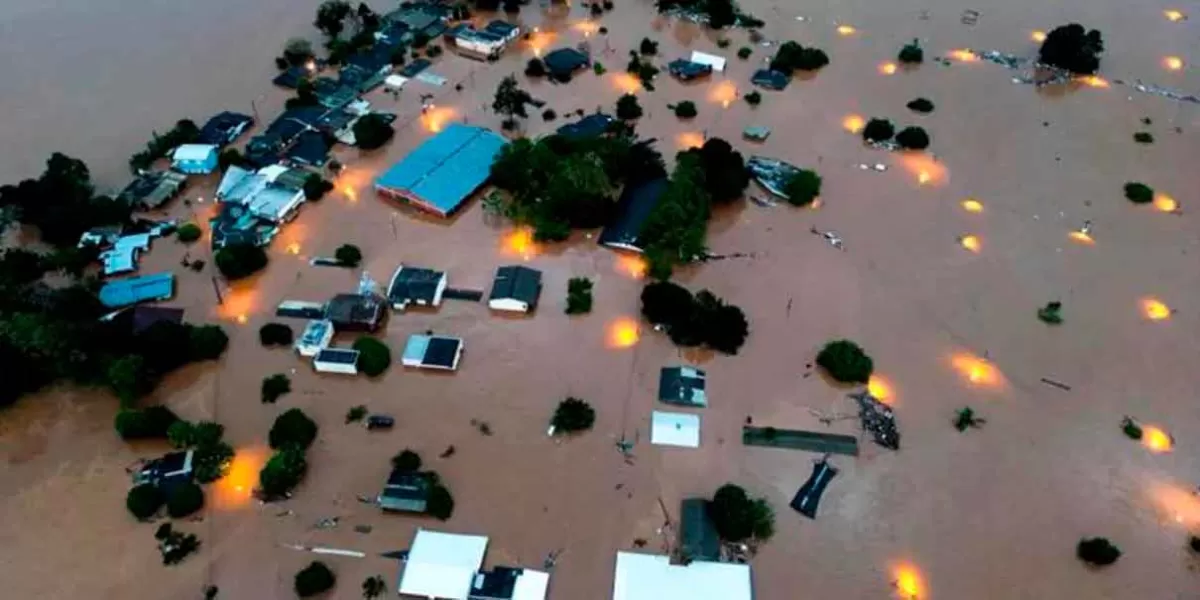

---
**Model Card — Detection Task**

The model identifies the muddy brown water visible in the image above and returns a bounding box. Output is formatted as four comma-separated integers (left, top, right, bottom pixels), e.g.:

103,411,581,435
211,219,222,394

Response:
2,0,1200,598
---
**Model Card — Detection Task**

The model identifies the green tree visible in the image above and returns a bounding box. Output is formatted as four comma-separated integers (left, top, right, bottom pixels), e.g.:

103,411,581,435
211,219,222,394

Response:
709,484,774,542
616,94,643,120
362,576,387,599
1124,182,1153,204
269,408,319,450
552,397,596,433
193,441,235,483
284,38,315,65
862,118,894,143
391,449,422,473
906,98,935,114
898,39,923,64
166,481,205,518
639,38,659,55
189,325,229,361
737,47,752,59
167,420,197,448
673,101,698,119
783,169,822,206
259,323,294,347
695,291,749,354
108,354,150,404
816,340,874,384
352,336,391,377
744,91,762,106
770,41,829,74
262,374,292,404
303,174,334,201
427,484,455,520
176,223,202,243
353,114,395,150
345,405,368,423
492,75,534,130
1040,23,1104,74
336,244,363,267
259,445,309,497
641,281,694,325
295,561,337,597
1133,132,1154,144
895,126,930,150
706,0,737,28
565,277,594,314
1038,301,1063,324
214,243,268,280
525,58,547,77
315,1,353,38
127,484,166,520
1076,537,1121,566
683,138,748,203
115,406,180,440
954,406,986,432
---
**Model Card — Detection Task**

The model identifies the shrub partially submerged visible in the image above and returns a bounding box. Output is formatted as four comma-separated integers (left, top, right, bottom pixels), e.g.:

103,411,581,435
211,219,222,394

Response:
906,98,934,114
862,118,895,143
1123,182,1154,204
552,397,596,433
898,39,923,64
816,340,874,384
895,126,930,150
1039,24,1104,74
1077,537,1121,566
770,41,829,74
783,169,822,206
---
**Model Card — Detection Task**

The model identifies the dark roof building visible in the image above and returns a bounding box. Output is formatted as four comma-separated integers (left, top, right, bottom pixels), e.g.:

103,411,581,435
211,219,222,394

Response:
679,498,721,561
133,450,195,491
383,3,449,39
658,366,707,407
488,265,542,313
312,77,358,110
284,130,330,167
400,58,433,78
374,124,507,217
118,170,189,210
667,59,714,81
555,113,616,139
387,265,447,310
128,306,186,335
272,66,311,89
751,69,790,90
210,203,279,249
197,111,255,146
543,48,590,80
377,470,432,513
324,293,387,332
597,177,669,252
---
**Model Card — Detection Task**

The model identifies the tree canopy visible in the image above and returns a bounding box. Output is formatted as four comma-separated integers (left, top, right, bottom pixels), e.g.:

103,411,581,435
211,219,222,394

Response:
862,118,895,143
783,169,822,206
1039,23,1104,74
492,76,534,129
708,484,775,543
261,374,292,404
259,445,309,497
392,449,422,473
166,481,205,518
1123,182,1153,204
335,243,363,267
295,561,337,597
269,408,319,450
352,336,391,377
353,114,395,150
259,322,294,347
816,340,874,384
566,277,594,314
616,94,644,120
895,126,930,150
127,484,166,520
898,39,923,64
1076,537,1121,566
640,281,749,353
552,397,596,433
315,1,353,38
638,154,711,278
0,153,130,247
215,243,268,280
681,138,749,204
770,41,830,74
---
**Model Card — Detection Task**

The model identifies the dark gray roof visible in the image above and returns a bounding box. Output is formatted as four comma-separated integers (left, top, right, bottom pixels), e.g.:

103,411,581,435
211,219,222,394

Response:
489,265,542,307
285,130,330,167
470,566,522,599
555,113,616,139
400,58,432,78
751,69,790,90
658,366,707,407
680,498,721,561
324,293,386,331
315,348,360,364
424,337,461,368
543,48,589,76
667,59,713,80
378,470,431,512
198,111,254,146
210,203,276,249
484,20,518,37
130,306,185,335
388,267,445,305
597,178,669,251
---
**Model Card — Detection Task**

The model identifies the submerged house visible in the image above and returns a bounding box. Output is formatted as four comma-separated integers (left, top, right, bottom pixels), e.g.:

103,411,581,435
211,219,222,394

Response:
387,265,447,310
118,170,188,210
210,203,280,249
598,178,669,252
650,411,701,449
375,123,508,217
313,348,360,375
556,113,616,139
667,59,713,81
543,47,590,80
658,366,707,407
383,3,449,41
99,233,152,276
402,334,464,371
377,469,432,513
216,165,307,223
133,450,195,491
751,69,789,91
445,20,519,60
197,111,255,146
612,552,751,600
245,106,326,168
99,272,175,308
295,319,334,357
171,144,219,174
325,293,387,332
470,567,550,600
398,530,489,600
679,498,721,562
488,265,542,313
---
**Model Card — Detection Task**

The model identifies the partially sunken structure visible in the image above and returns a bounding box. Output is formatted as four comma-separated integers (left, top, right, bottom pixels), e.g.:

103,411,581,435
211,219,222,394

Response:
374,123,507,217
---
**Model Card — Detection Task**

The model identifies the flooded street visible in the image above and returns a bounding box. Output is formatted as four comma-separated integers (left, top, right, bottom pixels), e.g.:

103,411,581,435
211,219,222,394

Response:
2,0,1200,598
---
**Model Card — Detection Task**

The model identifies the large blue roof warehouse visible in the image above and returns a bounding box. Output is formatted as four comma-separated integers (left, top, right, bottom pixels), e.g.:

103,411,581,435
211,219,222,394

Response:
374,123,507,217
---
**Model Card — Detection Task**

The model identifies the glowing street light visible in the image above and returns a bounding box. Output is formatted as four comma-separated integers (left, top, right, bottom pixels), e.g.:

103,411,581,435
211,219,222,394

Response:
607,318,640,348
951,353,1002,387
867,375,895,405
1080,75,1110,88
1141,298,1172,321
948,49,979,63
842,114,865,134
836,24,857,36
961,198,984,213
891,564,926,599
1164,56,1184,71
1164,9,1186,22
878,62,898,75
1153,194,1180,213
958,234,980,252
1142,426,1174,453
1031,30,1047,43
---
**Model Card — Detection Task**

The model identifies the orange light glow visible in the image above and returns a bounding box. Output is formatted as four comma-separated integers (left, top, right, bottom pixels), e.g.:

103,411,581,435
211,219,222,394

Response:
615,254,648,279
897,153,948,186
216,285,260,323
949,49,979,63
526,30,557,57
708,80,738,106
214,446,267,509
878,62,898,75
1153,194,1179,213
951,353,1003,387
286,242,301,255
1148,480,1200,528
421,106,457,133
961,198,984,213
892,564,927,599
343,187,358,202
677,132,705,149
572,20,600,36
958,234,981,252
607,318,640,348
1031,30,1047,43
1141,298,1172,321
611,72,642,94
1080,75,1110,88
867,375,895,405
836,25,856,36
1068,230,1095,245
1164,56,1184,71
1164,9,1186,22
842,114,865,134
1142,426,1174,453
501,227,539,260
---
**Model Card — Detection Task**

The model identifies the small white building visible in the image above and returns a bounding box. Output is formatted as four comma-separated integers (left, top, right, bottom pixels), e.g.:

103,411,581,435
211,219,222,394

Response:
650,411,701,448
295,319,334,357
612,551,751,600
313,348,360,375
402,334,464,371
399,529,490,600
99,233,153,276
171,144,219,174
689,51,727,73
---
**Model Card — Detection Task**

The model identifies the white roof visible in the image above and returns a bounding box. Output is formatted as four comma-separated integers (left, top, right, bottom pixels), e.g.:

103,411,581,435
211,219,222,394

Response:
650,411,701,448
513,569,551,600
400,529,489,600
613,552,751,600
690,51,727,73
385,74,410,89
172,143,218,161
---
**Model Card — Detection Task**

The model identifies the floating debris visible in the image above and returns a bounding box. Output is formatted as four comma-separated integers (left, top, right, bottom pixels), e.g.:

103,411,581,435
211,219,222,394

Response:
810,226,845,250
849,391,900,450
749,195,778,207
857,163,888,172
960,9,979,25
743,125,771,141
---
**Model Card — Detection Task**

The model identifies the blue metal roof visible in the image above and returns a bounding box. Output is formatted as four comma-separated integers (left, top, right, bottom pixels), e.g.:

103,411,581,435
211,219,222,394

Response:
374,124,507,215
99,273,175,308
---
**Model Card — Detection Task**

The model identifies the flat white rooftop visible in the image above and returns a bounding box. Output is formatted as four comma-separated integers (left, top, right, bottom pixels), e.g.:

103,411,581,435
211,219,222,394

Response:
613,552,751,600
399,529,489,600
650,411,701,448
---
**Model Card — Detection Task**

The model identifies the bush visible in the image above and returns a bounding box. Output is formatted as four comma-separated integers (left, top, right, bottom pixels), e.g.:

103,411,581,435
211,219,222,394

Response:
303,174,334,201
166,481,205,518
1040,24,1104,74
353,113,395,150
641,282,749,353
1133,132,1154,144
259,323,294,347
895,126,930,150
127,484,165,520
683,137,748,203
345,405,367,423
294,561,336,597
616,94,643,120
115,406,180,440
816,340,874,384
744,91,762,106
390,47,407,66
156,523,201,565
193,441,234,483
392,449,422,473
783,169,822,206
906,98,934,114
259,446,308,497
590,2,602,16
542,109,558,122
862,118,895,143
261,374,291,404
269,408,319,450
552,397,596,433
363,576,387,599
176,223,202,243
525,58,547,77
335,243,362,267
640,38,659,55
898,39,923,64
352,336,391,377
708,484,774,542
167,421,196,448
1124,182,1154,204
188,325,229,361
566,277,594,314
641,281,694,325
1038,301,1063,325
1121,416,1143,440
673,101,698,119
737,47,752,60
770,41,829,74
716,38,731,49
593,62,606,75
954,407,985,431
694,291,749,355
1077,537,1121,566
218,148,249,171
427,484,455,520
214,243,268,280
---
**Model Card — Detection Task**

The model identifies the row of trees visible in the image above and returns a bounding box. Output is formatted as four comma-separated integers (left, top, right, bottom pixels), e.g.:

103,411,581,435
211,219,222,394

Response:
260,408,319,498
129,119,201,173
862,118,931,150
770,41,830,75
640,281,749,354
0,153,131,247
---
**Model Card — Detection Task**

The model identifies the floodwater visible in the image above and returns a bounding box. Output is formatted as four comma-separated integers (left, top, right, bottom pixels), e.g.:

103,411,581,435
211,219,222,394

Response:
2,0,1200,598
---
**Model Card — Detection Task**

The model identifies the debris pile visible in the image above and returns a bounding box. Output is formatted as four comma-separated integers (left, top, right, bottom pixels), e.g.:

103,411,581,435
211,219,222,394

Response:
849,391,900,450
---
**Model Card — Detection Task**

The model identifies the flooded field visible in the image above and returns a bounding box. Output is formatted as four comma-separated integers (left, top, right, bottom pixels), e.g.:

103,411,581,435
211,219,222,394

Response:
2,0,1200,598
